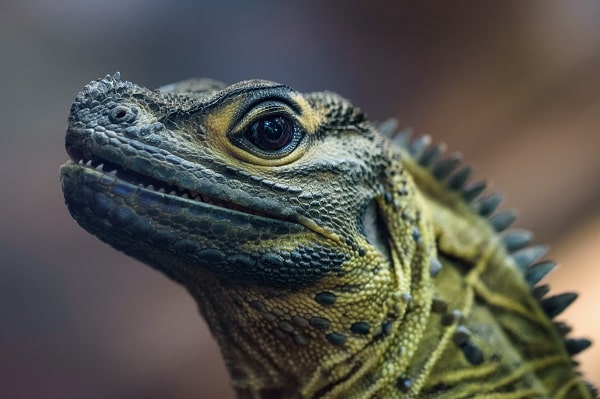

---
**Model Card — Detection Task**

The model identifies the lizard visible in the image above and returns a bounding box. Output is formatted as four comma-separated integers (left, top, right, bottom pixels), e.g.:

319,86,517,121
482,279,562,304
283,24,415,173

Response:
60,73,596,398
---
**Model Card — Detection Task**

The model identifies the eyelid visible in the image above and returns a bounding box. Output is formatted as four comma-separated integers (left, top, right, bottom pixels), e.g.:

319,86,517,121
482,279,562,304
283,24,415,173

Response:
231,100,299,135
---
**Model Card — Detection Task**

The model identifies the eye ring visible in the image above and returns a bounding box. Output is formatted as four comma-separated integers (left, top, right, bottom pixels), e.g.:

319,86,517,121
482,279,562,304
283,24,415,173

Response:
109,105,138,124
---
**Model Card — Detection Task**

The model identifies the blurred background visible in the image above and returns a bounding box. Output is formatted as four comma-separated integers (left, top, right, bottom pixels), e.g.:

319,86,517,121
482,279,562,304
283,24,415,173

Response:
1,1,599,398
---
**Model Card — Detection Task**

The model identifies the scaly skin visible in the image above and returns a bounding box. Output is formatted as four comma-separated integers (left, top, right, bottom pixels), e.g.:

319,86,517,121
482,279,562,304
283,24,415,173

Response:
61,73,595,398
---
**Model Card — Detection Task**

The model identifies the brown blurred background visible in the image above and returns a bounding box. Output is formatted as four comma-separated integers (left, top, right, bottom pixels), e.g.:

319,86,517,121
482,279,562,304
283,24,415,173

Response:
1,1,598,398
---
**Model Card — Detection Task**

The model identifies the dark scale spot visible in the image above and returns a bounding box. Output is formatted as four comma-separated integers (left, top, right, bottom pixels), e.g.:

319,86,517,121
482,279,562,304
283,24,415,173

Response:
384,192,393,204
272,308,285,317
292,316,309,327
431,297,448,313
249,300,265,312
400,292,412,303
430,258,443,278
264,312,277,322
382,321,393,336
326,332,347,346
396,377,412,393
273,329,287,340
314,291,337,306
350,321,371,335
310,317,330,329
262,253,285,268
412,227,421,243
452,325,472,346
278,321,294,333
460,341,484,365
358,247,366,257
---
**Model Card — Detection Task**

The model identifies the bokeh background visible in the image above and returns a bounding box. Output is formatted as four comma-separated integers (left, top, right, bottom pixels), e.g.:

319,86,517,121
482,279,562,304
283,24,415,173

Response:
1,1,599,398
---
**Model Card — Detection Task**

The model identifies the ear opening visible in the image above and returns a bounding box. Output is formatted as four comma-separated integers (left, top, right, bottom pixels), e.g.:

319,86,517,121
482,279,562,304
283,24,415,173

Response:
359,198,392,262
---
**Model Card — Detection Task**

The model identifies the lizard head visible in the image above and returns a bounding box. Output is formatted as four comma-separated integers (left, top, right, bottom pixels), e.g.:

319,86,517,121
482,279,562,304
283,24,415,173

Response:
61,73,429,396
61,73,400,287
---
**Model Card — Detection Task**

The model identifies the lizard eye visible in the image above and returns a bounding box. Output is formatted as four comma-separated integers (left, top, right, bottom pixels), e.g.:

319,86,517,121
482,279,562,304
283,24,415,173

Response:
238,115,305,159
246,116,294,151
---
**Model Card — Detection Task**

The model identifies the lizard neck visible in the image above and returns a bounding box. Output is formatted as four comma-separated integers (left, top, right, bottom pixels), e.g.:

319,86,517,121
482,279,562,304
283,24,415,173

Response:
178,170,440,398
186,274,416,399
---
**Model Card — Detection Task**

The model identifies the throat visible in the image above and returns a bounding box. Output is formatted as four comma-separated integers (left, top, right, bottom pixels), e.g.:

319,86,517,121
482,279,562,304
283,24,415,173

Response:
188,278,410,399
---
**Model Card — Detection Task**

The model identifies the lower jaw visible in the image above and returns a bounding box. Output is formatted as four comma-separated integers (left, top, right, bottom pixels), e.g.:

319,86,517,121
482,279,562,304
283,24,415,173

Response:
61,163,345,289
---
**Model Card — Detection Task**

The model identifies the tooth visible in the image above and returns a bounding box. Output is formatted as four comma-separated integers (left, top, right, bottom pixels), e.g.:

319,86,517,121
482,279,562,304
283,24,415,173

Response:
138,184,144,187
182,193,189,199
147,184,155,190
108,170,118,176
78,159,84,165
85,160,92,166
95,163,104,171
193,195,201,201
158,188,166,193
169,190,177,196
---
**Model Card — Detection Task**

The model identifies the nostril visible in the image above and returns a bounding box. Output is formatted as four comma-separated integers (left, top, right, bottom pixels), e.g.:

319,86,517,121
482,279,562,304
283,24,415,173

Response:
109,105,137,123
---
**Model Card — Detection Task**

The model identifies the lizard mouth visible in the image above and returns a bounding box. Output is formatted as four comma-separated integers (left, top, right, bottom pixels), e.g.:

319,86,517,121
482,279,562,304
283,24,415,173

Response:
65,150,286,221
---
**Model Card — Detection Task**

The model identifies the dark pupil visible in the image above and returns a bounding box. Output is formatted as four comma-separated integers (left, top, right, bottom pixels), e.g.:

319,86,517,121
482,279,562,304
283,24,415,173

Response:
248,116,293,151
